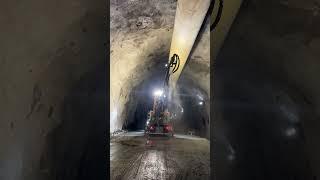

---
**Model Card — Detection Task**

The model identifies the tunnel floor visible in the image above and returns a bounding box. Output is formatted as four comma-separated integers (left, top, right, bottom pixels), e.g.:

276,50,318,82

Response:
110,131,210,180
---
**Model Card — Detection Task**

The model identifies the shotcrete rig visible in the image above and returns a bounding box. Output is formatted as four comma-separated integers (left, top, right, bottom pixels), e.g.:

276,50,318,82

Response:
144,54,180,137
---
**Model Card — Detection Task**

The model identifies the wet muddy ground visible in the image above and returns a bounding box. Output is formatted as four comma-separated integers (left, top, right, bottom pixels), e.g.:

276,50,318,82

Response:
110,132,210,180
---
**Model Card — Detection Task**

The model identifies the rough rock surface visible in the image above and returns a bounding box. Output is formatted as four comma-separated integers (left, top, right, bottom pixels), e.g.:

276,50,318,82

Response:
110,0,211,136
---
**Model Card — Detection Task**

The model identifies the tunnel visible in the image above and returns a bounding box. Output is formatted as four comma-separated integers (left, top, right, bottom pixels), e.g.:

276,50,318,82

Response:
2,0,320,179
1,0,210,179
121,61,210,138
110,0,211,138
212,0,320,179
110,0,211,179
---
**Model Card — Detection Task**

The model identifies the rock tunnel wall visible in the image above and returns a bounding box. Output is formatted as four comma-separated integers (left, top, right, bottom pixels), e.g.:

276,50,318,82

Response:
213,0,320,179
0,0,106,179
110,0,176,132
110,0,210,136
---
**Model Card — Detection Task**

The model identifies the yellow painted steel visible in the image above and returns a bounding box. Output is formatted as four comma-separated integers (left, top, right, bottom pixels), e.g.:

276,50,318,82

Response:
168,0,211,91
168,0,242,94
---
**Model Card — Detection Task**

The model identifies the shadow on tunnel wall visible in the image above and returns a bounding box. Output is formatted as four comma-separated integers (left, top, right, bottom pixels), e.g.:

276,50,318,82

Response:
0,0,108,179
39,64,107,180
212,0,320,179
212,61,313,180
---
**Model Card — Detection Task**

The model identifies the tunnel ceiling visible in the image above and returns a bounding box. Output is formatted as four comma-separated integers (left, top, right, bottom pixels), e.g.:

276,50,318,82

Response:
110,0,210,132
